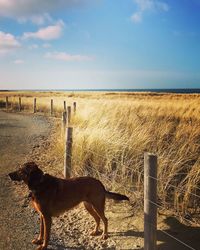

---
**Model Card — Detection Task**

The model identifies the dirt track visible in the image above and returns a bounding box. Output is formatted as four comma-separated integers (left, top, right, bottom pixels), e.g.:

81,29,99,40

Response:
0,111,200,250
0,111,53,249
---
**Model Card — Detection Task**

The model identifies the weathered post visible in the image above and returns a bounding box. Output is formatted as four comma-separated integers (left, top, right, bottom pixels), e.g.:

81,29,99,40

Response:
64,101,66,112
33,98,36,113
73,102,76,114
19,97,21,112
61,111,67,138
6,96,8,111
51,99,53,116
67,106,71,125
144,152,157,250
64,127,73,178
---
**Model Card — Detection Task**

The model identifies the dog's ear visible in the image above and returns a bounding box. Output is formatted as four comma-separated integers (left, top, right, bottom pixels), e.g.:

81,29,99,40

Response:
27,167,44,190
23,161,38,169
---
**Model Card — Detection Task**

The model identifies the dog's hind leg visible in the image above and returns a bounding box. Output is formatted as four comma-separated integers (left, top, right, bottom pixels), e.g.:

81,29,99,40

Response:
83,202,101,236
92,198,108,240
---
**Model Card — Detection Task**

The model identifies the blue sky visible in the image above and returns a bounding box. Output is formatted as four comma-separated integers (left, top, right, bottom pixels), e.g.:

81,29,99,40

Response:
0,0,199,90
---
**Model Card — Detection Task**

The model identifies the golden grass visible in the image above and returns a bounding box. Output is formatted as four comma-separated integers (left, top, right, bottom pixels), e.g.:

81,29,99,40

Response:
0,91,200,215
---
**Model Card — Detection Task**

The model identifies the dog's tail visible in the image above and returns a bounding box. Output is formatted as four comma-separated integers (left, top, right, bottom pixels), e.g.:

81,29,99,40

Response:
105,190,129,201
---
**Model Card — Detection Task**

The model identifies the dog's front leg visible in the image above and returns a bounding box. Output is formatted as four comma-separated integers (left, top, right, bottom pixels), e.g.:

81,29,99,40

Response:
32,214,44,245
36,214,52,250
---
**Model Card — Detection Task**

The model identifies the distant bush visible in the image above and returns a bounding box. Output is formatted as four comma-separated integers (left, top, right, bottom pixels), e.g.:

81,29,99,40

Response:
0,100,5,108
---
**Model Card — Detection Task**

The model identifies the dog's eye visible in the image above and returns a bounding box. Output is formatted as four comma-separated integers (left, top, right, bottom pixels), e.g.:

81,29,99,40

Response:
24,171,29,176
20,169,28,177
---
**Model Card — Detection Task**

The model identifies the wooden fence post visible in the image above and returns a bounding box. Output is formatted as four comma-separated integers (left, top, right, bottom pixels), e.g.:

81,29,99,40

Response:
51,99,53,116
61,111,67,138
67,106,71,125
33,98,36,113
19,97,21,112
6,97,8,111
73,102,76,114
64,127,73,178
64,101,66,112
144,152,157,250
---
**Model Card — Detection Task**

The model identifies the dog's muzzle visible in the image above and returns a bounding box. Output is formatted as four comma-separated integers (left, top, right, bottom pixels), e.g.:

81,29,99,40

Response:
8,171,22,181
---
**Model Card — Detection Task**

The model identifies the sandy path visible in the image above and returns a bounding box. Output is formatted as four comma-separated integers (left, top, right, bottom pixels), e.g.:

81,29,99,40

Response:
0,111,56,250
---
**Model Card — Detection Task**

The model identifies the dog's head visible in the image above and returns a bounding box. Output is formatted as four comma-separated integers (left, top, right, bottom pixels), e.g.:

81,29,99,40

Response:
8,162,44,190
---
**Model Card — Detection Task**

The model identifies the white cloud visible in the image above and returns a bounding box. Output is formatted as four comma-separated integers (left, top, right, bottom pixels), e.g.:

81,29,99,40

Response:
18,13,53,25
45,51,93,62
134,0,154,11
131,12,142,23
131,0,169,23
0,31,20,54
13,59,24,64
23,21,64,40
0,0,89,24
29,13,53,25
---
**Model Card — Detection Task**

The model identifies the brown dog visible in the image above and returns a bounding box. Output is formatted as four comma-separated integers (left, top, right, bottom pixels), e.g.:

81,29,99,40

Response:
8,162,129,250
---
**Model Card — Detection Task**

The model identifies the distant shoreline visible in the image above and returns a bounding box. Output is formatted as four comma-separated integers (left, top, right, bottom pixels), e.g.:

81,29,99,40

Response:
0,88,200,94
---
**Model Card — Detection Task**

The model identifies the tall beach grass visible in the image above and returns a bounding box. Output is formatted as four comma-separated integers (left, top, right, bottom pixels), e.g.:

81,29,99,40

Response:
0,91,200,216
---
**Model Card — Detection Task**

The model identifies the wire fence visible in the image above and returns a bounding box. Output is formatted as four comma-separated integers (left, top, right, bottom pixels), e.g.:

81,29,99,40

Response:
72,143,200,204
147,199,198,250
65,128,200,250
61,136,200,250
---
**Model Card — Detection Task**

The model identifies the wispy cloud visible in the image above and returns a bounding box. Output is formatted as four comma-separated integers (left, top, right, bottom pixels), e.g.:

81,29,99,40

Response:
13,59,24,64
0,31,21,54
45,51,94,62
0,0,90,24
22,21,64,40
131,0,169,23
18,13,53,25
131,12,142,23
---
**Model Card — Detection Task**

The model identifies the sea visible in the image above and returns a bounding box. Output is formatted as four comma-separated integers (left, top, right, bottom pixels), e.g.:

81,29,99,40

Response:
1,88,200,94
62,88,200,94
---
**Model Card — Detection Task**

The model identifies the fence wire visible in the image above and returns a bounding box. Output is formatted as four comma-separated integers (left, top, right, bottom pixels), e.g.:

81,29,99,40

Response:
147,199,198,250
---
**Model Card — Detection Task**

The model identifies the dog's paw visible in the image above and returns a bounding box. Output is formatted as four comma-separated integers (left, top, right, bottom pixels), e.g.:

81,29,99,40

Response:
101,233,108,240
32,238,43,245
90,230,102,236
36,245,47,250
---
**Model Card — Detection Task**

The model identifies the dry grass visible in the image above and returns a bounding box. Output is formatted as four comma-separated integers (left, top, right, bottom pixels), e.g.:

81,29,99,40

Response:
1,91,200,217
